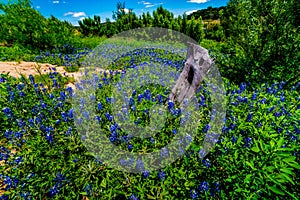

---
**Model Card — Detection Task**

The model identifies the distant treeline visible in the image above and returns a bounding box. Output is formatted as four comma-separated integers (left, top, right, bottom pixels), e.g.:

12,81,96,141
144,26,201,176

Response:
78,2,205,43
187,6,225,20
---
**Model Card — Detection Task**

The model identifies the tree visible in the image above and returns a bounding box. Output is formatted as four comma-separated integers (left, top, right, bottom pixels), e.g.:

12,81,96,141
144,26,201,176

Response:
220,0,299,84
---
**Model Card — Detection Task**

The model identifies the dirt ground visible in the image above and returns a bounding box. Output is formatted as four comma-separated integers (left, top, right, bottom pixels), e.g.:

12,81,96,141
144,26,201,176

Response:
0,61,120,90
0,61,84,90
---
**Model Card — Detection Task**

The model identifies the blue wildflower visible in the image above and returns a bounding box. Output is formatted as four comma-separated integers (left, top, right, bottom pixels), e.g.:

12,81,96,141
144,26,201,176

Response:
246,113,252,122
129,194,139,200
231,135,238,143
128,144,133,151
190,189,199,199
202,159,211,167
244,137,252,148
135,159,145,171
84,184,93,196
158,171,166,181
198,181,209,192
142,170,150,178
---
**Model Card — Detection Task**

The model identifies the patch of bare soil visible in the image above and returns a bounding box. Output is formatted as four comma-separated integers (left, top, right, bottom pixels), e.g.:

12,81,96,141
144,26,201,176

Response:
0,61,121,90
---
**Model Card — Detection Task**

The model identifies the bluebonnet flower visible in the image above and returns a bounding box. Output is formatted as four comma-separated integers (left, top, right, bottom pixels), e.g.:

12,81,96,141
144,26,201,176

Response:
0,77,6,83
198,148,206,159
210,182,221,197
239,82,246,93
144,89,151,100
84,184,93,196
149,137,155,144
8,91,14,101
19,192,31,200
172,129,177,135
251,92,257,100
97,102,103,111
158,171,166,181
132,90,136,96
120,158,128,167
135,159,145,171
160,147,169,158
231,135,238,143
246,113,252,122
46,133,53,143
202,124,210,133
17,119,26,128
19,91,25,97
260,98,267,104
3,176,17,190
49,184,60,197
15,156,22,164
66,87,73,97
29,75,35,84
257,122,262,128
190,189,199,199
137,94,144,102
202,158,211,167
274,112,282,117
61,112,68,122
268,107,275,113
244,137,252,148
291,135,298,141
229,123,236,130
105,113,113,121
106,97,112,103
60,91,66,101
142,170,150,178
2,107,13,119
129,97,135,107
198,181,209,192
128,144,133,151
167,101,175,110
129,194,139,200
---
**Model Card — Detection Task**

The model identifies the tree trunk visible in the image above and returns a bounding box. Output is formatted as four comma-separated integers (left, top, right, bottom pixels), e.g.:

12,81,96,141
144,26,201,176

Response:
169,42,213,108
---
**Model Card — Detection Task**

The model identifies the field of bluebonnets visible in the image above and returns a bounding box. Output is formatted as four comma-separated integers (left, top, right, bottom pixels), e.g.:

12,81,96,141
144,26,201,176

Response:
1,0,300,199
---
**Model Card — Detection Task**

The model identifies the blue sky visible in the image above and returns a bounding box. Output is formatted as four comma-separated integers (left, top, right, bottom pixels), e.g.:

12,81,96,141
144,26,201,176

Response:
23,0,228,25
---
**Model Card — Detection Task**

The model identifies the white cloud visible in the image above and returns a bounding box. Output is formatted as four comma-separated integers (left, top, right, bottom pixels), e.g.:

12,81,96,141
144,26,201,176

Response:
138,1,163,8
64,12,87,18
145,2,163,8
185,9,198,15
53,1,59,4
36,5,40,9
187,0,208,3
118,8,130,13
79,17,86,21
138,1,151,5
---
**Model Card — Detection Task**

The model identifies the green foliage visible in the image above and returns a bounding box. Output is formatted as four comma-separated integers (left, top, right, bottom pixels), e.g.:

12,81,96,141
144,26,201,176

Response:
0,0,75,51
187,6,225,20
219,0,300,85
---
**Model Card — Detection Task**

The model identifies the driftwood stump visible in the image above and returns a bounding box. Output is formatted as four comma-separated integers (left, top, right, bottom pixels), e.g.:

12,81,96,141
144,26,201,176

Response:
169,42,214,107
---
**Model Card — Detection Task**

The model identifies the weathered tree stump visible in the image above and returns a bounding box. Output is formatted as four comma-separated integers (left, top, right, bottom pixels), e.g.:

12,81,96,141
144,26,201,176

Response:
169,42,214,108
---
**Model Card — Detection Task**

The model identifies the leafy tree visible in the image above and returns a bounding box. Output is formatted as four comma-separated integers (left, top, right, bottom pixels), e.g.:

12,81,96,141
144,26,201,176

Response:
220,0,299,85
0,0,74,51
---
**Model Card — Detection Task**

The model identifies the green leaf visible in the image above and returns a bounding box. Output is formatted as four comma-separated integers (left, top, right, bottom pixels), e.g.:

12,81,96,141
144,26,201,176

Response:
279,168,294,175
268,185,285,195
100,179,106,188
251,146,260,153
277,137,285,148
146,195,156,200
246,161,256,170
281,173,295,185
286,162,300,170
